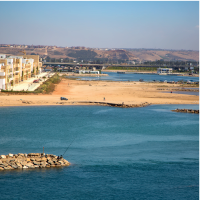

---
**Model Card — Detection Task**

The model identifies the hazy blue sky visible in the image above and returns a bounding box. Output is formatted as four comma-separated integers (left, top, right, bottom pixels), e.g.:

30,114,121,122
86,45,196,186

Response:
0,1,199,50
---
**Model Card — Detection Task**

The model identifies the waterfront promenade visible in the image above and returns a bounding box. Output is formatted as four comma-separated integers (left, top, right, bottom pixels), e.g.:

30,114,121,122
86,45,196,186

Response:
12,72,55,91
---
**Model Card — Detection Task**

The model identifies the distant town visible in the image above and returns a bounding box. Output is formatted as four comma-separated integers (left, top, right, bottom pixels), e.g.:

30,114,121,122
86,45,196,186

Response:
0,44,198,91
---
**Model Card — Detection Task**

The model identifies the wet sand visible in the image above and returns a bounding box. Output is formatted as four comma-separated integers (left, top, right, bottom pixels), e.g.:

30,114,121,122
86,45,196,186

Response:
0,79,199,107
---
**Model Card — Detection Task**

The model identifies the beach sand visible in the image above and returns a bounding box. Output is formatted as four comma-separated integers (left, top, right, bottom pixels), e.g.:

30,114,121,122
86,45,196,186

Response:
0,78,199,107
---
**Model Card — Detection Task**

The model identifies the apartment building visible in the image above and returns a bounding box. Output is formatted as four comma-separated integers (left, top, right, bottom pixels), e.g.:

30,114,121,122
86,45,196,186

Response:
0,54,42,90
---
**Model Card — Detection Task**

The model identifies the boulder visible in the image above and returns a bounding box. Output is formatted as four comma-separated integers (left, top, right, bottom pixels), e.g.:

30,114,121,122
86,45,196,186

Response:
40,163,46,168
28,153,36,157
4,166,14,170
26,163,34,168
10,164,18,169
33,161,40,165
58,161,64,164
8,153,14,157
1,155,6,159
2,163,8,167
21,161,28,166
15,162,22,168
35,158,42,162
47,160,54,165
55,162,61,166
41,157,47,161
52,158,57,162
40,161,47,166
28,166,36,169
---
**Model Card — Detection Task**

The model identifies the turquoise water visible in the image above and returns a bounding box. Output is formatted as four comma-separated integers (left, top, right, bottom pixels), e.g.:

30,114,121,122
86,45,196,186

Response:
0,105,199,199
74,72,199,82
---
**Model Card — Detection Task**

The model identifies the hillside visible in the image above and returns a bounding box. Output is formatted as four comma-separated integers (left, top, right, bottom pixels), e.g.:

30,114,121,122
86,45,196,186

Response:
0,46,198,62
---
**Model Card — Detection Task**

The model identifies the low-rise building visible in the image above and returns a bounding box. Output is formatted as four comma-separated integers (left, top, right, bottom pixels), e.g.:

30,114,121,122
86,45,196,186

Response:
157,68,172,74
77,70,99,74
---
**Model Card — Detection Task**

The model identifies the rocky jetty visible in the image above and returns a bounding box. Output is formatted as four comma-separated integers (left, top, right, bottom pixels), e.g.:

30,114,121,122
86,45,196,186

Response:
0,153,70,170
171,109,199,114
79,101,151,108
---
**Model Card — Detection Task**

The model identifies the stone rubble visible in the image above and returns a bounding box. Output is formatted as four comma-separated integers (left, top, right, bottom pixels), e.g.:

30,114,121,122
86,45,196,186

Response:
0,153,70,170
171,109,199,114
79,101,151,108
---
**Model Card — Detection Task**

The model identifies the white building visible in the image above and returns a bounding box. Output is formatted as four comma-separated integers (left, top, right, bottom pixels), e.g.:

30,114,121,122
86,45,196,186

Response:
77,70,99,74
157,68,172,74
0,54,6,59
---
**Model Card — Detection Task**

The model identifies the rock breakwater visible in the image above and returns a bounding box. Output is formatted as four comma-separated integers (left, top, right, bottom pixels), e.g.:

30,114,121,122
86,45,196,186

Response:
0,153,70,170
79,101,151,108
171,109,199,114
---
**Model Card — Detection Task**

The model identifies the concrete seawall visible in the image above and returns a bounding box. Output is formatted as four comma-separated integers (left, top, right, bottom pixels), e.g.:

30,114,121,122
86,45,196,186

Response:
0,153,70,170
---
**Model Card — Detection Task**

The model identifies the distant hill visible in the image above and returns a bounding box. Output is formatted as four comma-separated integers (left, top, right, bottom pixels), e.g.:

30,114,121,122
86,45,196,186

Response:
0,46,198,62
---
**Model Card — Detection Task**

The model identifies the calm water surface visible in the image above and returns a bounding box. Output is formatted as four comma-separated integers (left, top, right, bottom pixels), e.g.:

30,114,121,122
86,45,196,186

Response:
73,72,199,82
164,91,199,96
0,105,198,200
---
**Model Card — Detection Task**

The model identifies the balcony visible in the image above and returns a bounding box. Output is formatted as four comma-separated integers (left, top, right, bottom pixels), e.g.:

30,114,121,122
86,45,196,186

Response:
15,67,19,72
0,71,5,76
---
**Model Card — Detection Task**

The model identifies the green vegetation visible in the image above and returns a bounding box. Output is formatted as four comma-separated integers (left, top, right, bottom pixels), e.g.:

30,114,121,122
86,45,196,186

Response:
54,51,63,55
67,50,97,60
35,73,61,94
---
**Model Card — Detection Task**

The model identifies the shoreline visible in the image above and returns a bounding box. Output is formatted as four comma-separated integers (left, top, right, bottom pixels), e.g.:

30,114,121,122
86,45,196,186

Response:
102,70,199,77
0,79,199,107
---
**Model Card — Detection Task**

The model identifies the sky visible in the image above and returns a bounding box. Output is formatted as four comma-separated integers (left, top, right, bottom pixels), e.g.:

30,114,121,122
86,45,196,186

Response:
0,1,199,50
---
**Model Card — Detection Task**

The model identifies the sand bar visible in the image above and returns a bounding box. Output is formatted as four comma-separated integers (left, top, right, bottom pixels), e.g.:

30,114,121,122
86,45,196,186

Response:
0,78,198,107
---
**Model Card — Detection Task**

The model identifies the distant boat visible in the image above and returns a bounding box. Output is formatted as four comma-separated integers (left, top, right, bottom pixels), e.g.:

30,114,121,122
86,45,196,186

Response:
139,79,144,82
117,72,125,74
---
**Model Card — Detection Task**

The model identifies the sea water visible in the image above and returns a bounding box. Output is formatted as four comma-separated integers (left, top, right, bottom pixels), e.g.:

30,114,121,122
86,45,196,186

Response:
0,105,198,200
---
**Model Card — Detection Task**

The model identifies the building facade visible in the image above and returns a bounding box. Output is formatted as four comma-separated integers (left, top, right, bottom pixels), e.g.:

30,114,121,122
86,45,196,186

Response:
0,54,42,90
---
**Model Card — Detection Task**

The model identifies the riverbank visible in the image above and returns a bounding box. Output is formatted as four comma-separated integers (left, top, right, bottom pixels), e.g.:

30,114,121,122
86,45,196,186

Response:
61,72,108,77
0,78,198,107
102,70,199,77
102,70,157,74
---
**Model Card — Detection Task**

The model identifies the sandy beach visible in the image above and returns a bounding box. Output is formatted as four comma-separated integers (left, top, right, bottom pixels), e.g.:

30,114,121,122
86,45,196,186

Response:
0,78,198,107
